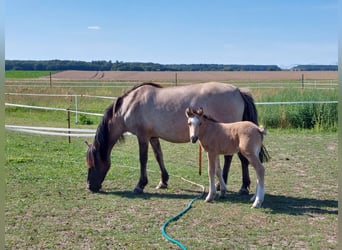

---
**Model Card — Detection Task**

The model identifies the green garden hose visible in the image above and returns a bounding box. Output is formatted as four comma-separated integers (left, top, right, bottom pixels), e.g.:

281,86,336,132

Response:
161,178,205,249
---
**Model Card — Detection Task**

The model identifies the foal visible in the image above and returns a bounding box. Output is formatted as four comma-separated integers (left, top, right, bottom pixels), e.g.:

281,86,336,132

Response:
186,107,268,208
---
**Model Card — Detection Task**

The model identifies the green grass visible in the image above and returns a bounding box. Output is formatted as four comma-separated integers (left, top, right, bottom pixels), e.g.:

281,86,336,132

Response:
5,70,56,78
257,88,338,131
5,130,337,249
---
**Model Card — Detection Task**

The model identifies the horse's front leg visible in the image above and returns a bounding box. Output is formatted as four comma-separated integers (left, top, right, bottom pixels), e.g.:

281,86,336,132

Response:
215,157,226,198
133,137,149,194
150,137,169,189
205,153,217,202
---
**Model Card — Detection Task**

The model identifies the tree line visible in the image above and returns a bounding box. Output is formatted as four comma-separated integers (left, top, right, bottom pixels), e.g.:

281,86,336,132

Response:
5,60,337,71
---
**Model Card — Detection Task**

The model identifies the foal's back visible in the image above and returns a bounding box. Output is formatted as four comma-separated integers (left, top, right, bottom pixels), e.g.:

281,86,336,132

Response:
203,120,264,155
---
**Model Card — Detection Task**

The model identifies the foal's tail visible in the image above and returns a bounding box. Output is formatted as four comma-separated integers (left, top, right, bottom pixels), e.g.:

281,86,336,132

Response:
258,126,270,163
259,144,270,163
239,88,270,163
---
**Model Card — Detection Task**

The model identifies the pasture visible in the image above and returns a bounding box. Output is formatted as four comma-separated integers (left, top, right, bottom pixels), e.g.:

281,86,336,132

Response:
5,72,338,249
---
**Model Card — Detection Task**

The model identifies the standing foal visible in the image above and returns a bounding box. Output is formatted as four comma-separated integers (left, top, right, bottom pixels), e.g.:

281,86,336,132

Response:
186,107,269,208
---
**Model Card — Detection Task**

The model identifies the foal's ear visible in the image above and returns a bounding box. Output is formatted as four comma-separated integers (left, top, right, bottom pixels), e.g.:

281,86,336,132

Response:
197,107,204,116
185,107,192,117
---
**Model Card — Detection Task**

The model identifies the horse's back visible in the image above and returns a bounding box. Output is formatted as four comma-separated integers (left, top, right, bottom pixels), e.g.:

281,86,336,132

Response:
118,82,246,142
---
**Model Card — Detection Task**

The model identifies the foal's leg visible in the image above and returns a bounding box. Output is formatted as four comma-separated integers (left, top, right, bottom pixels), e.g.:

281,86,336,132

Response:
150,137,169,189
216,155,232,191
247,155,265,208
238,153,251,195
205,153,218,202
215,157,226,198
133,137,149,194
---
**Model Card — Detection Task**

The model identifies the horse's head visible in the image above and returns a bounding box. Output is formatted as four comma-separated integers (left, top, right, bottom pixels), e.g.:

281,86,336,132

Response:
85,141,111,192
185,107,204,143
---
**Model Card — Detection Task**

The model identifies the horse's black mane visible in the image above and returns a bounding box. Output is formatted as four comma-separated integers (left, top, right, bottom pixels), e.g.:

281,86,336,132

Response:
94,83,162,159
94,102,116,159
114,82,162,113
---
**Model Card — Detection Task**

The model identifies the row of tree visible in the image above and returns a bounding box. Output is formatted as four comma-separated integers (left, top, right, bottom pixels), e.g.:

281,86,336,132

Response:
5,60,337,71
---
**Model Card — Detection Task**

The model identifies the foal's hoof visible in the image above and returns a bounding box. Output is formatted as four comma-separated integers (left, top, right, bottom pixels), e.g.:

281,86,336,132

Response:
251,200,263,208
155,182,168,189
133,187,144,194
238,188,249,195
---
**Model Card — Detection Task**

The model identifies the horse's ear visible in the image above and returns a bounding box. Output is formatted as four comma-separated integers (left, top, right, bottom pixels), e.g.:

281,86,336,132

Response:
198,107,204,116
85,141,91,148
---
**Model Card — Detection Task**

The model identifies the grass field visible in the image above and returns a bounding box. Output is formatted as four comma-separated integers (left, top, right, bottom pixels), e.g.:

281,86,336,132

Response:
5,130,338,249
5,73,338,249
5,70,56,78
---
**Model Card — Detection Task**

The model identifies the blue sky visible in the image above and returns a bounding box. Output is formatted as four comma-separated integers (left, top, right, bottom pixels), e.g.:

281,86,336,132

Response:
5,0,338,67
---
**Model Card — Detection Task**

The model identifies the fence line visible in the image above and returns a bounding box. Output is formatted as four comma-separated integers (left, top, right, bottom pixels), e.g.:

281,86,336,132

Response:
5,100,338,138
5,92,115,100
5,103,104,117
5,125,95,137
5,100,338,115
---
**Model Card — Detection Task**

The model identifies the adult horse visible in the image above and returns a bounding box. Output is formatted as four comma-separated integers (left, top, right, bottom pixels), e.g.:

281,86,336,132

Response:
86,82,261,193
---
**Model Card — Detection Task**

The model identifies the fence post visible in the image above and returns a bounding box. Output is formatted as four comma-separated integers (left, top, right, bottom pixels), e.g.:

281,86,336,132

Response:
75,95,78,124
175,73,178,86
49,72,52,87
67,109,71,143
301,74,304,89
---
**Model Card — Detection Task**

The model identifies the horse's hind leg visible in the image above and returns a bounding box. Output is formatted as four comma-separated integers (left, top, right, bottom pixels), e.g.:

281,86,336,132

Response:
133,138,149,194
238,152,251,195
150,137,169,189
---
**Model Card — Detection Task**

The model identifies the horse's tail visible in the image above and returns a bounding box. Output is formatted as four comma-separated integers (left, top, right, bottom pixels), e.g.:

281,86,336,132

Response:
239,88,259,125
239,88,270,163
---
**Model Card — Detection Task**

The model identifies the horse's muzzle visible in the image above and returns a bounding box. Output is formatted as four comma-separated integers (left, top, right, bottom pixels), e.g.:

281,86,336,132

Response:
191,136,198,143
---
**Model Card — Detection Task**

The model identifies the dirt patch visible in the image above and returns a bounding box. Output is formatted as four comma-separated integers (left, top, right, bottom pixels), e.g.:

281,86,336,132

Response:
46,70,338,82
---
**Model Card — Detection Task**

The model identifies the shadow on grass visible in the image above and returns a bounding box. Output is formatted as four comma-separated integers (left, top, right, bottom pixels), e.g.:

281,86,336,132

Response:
97,189,204,201
96,189,337,216
220,191,338,216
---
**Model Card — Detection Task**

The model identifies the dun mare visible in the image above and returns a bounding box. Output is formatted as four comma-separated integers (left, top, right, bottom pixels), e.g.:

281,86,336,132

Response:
86,82,264,194
185,107,270,208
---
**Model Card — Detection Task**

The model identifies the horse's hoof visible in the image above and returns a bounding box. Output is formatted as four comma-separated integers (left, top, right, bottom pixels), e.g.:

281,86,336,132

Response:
219,191,226,199
133,187,144,194
238,188,249,195
155,182,168,189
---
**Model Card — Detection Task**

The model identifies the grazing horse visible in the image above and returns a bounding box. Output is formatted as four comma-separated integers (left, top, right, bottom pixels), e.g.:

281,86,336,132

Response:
86,82,263,194
185,107,270,208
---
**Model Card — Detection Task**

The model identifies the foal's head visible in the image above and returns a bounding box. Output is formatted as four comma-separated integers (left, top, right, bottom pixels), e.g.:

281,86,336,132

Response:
185,107,204,143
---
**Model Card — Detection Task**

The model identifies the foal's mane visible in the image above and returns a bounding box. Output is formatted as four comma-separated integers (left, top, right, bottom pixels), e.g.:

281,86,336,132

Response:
114,82,163,113
203,114,218,123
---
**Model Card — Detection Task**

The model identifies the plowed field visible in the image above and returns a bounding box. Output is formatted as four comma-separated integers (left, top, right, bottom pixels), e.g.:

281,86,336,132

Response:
46,70,338,82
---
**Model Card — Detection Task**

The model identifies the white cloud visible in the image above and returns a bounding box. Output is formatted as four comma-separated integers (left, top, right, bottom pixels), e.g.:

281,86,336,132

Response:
87,26,101,30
